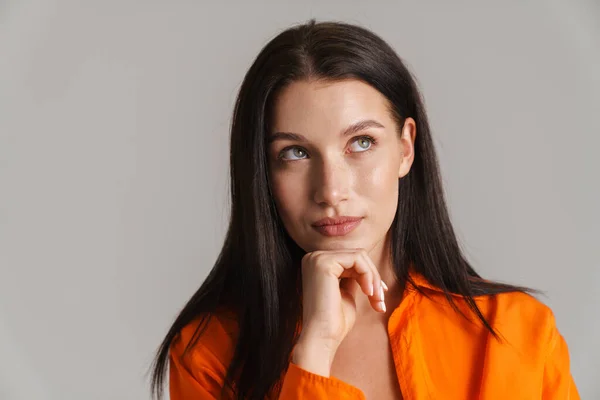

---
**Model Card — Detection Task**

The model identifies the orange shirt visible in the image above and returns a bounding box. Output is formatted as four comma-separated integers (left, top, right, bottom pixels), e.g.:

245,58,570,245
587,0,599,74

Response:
169,271,579,399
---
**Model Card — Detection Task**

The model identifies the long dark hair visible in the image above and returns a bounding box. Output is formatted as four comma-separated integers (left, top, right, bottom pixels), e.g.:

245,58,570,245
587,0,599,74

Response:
150,19,534,400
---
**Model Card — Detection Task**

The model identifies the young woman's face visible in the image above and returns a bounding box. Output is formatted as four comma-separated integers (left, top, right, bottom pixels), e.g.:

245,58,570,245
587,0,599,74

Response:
267,79,415,254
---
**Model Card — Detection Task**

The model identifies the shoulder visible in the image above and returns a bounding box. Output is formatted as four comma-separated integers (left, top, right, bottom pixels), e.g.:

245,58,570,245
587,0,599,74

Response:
486,291,559,351
472,290,558,346
170,306,241,373
414,283,559,354
411,271,558,342
482,290,554,326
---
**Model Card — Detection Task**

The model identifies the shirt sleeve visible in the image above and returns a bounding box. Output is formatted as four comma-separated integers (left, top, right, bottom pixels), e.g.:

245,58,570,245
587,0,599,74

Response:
278,361,366,399
169,344,234,399
541,315,580,399
169,346,366,399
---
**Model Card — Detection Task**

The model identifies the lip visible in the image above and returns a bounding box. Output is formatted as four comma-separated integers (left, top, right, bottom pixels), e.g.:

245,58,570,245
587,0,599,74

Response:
311,216,363,237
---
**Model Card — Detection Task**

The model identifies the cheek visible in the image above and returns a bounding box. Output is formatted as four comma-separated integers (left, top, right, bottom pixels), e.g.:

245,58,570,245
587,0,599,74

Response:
355,157,400,226
356,158,399,196
270,172,304,222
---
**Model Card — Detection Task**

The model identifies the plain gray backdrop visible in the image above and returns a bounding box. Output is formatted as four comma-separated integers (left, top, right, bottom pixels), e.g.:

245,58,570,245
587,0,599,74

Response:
1,1,598,399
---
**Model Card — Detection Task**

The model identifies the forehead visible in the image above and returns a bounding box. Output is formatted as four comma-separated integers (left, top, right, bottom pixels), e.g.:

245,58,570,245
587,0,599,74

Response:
269,79,394,134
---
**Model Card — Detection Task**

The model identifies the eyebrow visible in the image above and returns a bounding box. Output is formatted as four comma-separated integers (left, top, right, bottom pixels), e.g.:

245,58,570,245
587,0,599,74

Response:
267,119,385,144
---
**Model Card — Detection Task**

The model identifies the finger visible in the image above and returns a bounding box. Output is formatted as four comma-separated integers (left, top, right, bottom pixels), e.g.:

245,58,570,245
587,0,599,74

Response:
381,280,389,292
358,250,383,302
341,266,385,313
334,252,375,298
341,248,385,296
329,249,379,298
358,251,385,313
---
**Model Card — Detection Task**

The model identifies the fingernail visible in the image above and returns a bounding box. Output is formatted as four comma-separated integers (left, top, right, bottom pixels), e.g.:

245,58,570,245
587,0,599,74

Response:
379,301,386,313
381,280,388,292
370,284,374,297
379,285,385,302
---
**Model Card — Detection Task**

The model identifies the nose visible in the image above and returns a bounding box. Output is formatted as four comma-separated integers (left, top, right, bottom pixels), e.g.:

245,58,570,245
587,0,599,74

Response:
312,157,351,207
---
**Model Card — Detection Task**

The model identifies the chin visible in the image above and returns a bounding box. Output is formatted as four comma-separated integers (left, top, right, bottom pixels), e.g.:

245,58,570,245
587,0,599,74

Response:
309,237,369,251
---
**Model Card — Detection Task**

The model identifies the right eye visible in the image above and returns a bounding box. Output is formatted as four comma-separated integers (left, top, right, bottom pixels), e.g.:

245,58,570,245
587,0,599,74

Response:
279,147,308,161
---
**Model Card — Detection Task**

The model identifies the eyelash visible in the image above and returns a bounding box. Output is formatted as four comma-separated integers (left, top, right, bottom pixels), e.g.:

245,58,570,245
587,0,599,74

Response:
276,135,378,161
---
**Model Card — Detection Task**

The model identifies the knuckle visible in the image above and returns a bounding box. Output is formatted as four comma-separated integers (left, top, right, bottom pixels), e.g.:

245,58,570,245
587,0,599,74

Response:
314,259,330,274
302,251,318,264
301,251,330,273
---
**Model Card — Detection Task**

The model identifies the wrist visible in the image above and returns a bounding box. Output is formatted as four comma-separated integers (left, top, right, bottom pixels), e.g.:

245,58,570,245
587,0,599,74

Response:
292,338,337,377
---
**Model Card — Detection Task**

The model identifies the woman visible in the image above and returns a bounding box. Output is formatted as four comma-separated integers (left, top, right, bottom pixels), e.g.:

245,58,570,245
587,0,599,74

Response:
150,19,579,399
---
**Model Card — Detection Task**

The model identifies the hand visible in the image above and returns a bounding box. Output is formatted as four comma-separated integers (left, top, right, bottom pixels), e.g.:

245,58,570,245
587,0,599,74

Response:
292,249,388,376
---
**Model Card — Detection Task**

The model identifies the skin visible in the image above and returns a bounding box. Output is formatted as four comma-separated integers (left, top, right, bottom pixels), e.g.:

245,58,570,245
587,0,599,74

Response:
266,78,416,377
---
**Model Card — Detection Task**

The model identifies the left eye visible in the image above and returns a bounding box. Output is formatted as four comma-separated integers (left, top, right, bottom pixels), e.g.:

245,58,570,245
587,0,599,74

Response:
349,137,374,152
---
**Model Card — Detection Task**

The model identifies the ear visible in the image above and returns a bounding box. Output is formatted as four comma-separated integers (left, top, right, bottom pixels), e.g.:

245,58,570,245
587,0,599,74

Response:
398,117,417,179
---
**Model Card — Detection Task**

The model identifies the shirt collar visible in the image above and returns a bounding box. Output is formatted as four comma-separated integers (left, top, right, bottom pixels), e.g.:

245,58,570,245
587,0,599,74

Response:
406,266,456,295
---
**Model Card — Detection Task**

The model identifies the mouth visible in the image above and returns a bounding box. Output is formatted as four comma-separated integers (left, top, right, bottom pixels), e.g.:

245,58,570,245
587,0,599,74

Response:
311,216,363,237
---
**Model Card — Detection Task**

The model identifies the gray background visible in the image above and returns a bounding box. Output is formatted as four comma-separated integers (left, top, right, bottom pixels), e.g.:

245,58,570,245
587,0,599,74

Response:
1,1,598,399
